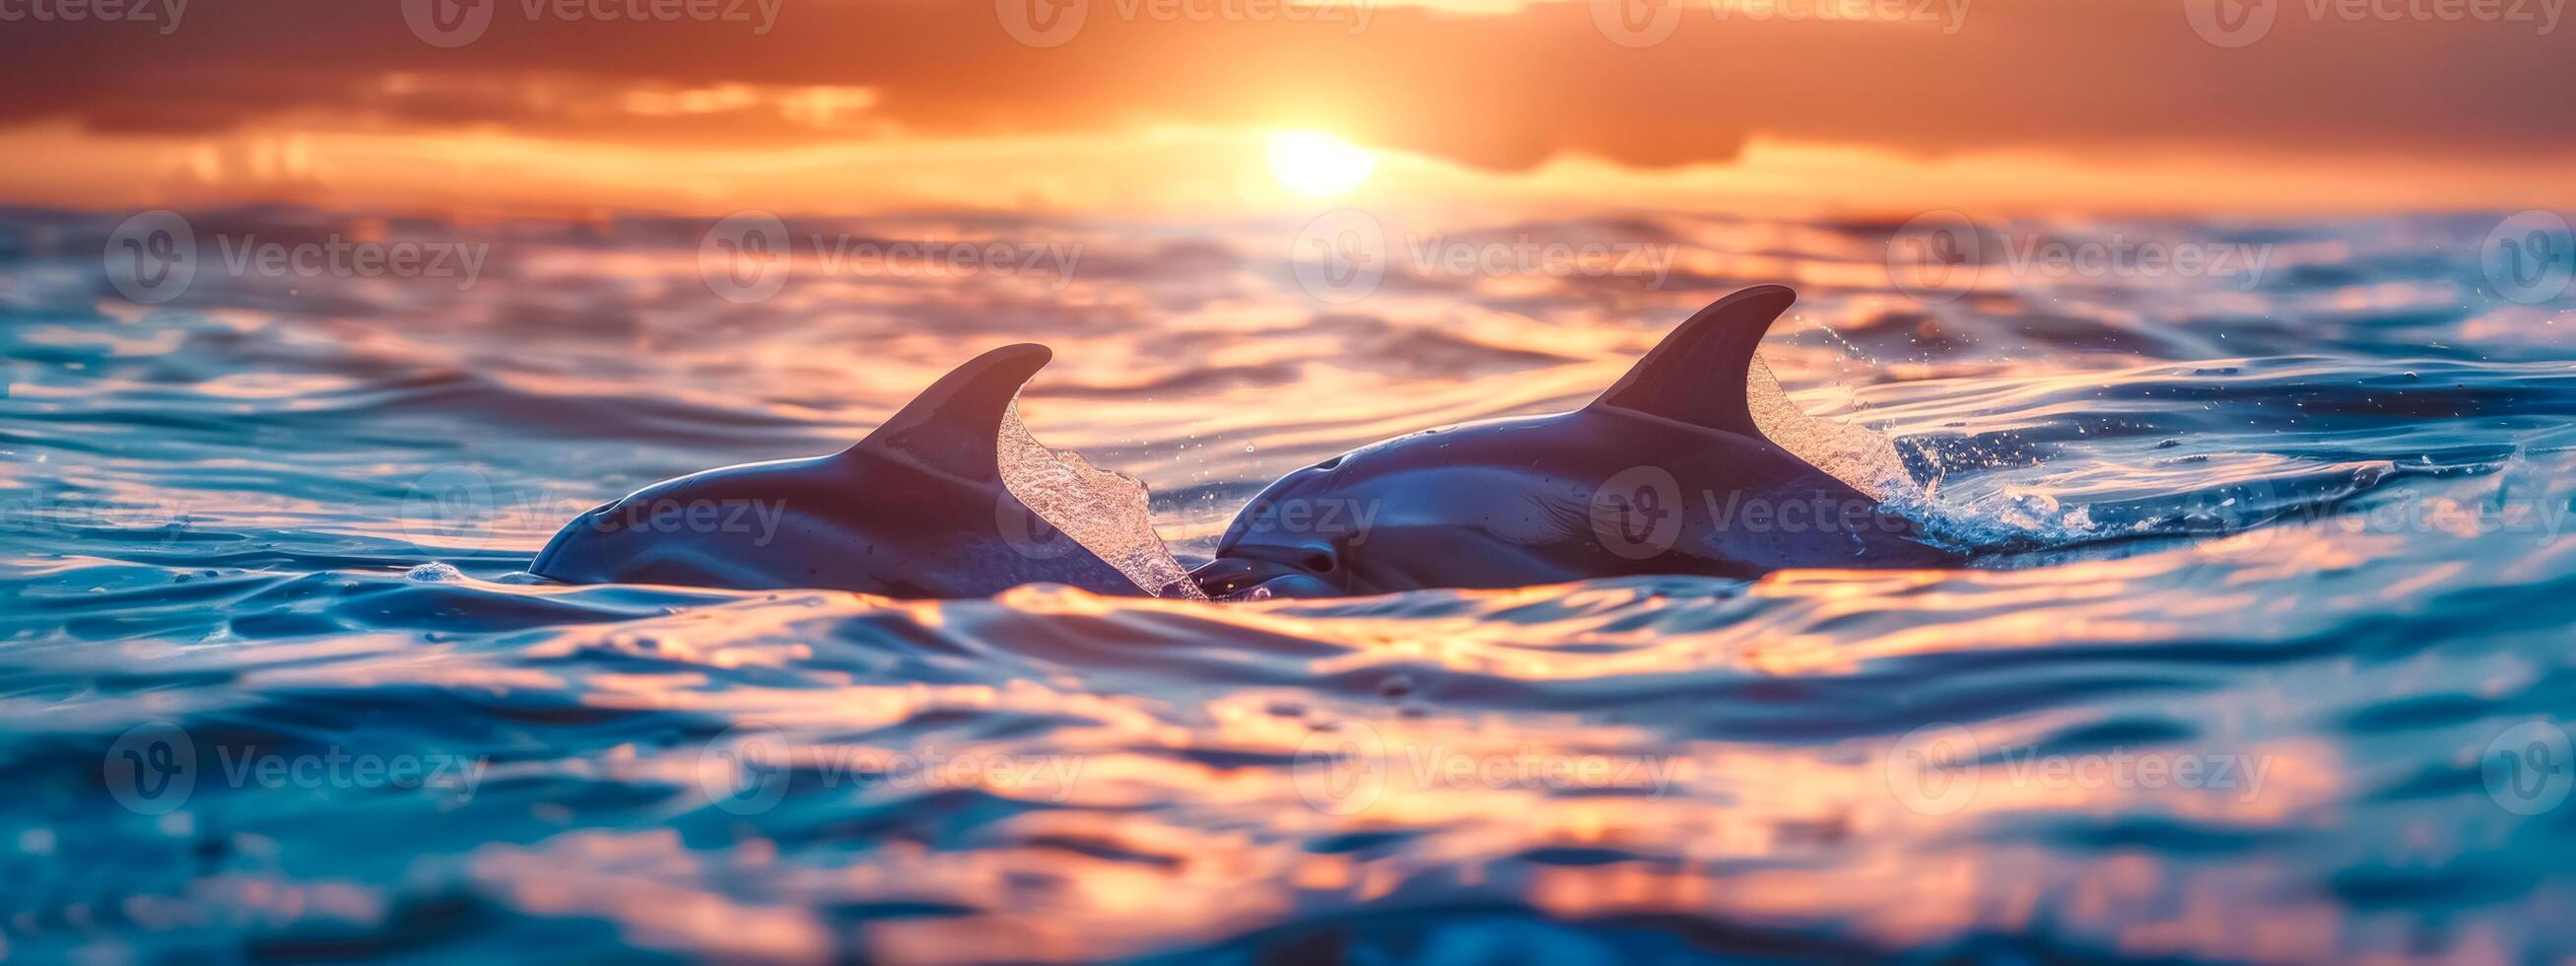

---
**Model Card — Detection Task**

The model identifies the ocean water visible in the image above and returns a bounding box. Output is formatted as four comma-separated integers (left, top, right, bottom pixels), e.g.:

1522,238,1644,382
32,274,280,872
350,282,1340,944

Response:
4,206,2575,962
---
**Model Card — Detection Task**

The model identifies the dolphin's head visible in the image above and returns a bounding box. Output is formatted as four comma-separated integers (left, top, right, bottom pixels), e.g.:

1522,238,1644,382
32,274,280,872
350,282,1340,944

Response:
527,499,626,584
1190,452,1367,599
527,476,736,586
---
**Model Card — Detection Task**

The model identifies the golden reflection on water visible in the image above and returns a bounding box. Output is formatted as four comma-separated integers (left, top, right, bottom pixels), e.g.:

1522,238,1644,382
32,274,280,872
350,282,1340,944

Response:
443,701,2360,961
15,210,2565,961
333,557,2391,963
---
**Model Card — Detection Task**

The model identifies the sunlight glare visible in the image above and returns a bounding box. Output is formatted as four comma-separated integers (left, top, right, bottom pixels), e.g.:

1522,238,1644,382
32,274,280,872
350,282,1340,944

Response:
1267,131,1377,198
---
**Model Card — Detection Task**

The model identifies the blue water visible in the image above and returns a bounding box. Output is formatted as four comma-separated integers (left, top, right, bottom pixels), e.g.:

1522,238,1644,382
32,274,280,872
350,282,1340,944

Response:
4,206,2574,961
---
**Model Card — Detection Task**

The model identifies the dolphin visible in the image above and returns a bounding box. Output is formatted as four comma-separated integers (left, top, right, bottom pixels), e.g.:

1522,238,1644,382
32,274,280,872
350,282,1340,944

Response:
1189,285,1963,598
530,344,1149,598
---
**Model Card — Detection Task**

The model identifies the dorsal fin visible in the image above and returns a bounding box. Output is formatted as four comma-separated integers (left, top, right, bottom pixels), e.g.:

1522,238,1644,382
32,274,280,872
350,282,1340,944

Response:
848,343,1051,480
1587,284,1795,436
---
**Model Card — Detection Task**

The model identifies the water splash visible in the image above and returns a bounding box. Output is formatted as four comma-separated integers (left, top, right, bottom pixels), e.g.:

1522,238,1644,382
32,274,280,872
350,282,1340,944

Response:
1747,351,2104,551
1745,352,1922,505
998,403,1208,599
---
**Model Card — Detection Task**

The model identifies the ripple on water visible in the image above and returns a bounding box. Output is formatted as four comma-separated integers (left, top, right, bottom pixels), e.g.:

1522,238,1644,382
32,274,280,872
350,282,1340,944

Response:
1,209,2571,962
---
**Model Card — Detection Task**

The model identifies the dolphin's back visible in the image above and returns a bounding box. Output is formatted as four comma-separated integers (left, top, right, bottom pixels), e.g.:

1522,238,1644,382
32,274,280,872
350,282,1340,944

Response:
1191,285,1964,598
1325,410,1942,590
529,345,1148,598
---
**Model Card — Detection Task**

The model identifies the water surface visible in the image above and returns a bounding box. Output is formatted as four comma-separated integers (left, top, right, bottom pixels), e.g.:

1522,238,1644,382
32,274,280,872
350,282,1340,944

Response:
4,207,2573,961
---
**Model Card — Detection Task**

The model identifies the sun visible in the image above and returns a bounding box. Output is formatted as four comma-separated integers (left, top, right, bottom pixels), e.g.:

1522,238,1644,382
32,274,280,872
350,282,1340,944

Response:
1267,131,1377,198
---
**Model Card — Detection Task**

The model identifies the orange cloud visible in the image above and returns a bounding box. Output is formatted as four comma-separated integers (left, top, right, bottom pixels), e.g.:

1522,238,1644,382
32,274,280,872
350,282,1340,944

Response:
0,0,2569,213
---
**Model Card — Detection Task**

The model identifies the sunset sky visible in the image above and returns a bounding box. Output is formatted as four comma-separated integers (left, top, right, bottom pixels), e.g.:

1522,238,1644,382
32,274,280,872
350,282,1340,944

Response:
2,0,2570,217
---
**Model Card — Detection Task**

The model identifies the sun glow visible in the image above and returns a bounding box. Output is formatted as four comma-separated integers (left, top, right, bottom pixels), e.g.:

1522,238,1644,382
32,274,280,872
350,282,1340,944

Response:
1266,131,1378,198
